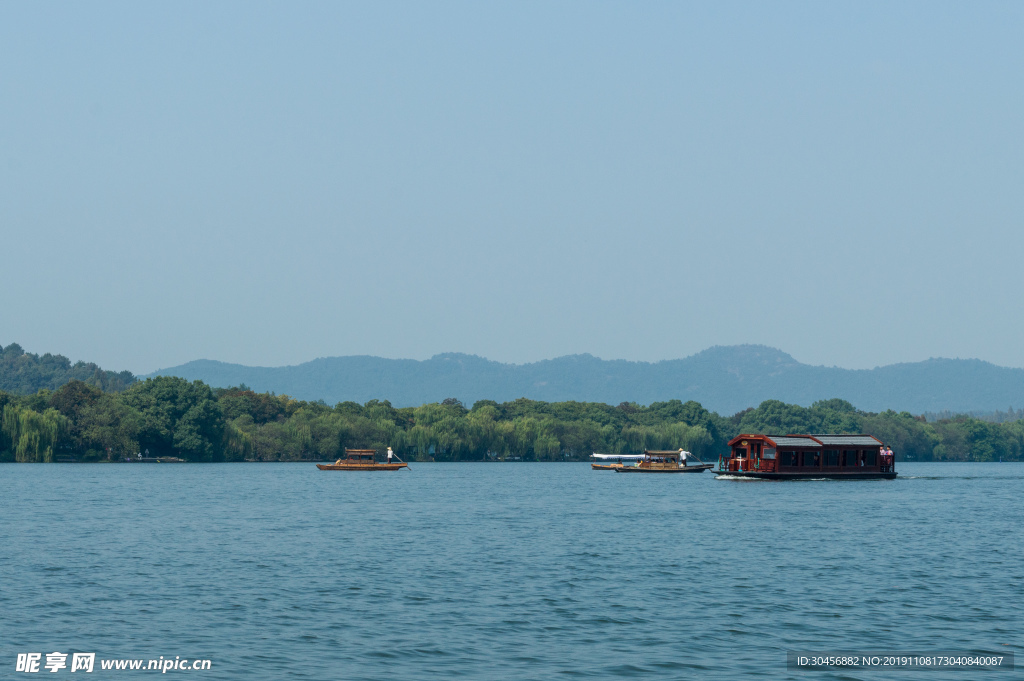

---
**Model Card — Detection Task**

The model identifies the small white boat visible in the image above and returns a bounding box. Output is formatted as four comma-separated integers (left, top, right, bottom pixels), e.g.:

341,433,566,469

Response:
590,453,644,470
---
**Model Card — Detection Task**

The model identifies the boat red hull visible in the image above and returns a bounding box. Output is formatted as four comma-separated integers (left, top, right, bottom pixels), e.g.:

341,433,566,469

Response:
715,469,896,480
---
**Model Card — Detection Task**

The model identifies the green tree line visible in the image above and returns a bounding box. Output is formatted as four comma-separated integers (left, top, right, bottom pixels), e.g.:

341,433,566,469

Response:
1,378,1023,462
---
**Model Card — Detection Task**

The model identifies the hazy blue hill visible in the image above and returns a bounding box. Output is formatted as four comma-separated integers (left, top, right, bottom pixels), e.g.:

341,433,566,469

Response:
147,345,1024,415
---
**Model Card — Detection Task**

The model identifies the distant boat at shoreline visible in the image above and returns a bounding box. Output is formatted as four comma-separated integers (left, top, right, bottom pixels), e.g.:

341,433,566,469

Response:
126,456,186,463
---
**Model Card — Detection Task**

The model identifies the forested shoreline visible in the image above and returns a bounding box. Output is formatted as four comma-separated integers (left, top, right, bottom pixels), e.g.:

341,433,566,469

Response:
2,375,1023,463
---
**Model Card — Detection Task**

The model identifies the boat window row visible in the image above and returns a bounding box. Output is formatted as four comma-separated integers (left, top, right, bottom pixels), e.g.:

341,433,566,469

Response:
779,449,877,467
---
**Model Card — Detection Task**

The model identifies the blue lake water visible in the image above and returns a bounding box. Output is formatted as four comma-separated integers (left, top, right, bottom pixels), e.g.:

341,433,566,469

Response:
1,462,1021,680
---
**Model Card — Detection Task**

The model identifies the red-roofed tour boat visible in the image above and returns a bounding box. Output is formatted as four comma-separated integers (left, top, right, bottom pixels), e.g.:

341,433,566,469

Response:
716,434,897,479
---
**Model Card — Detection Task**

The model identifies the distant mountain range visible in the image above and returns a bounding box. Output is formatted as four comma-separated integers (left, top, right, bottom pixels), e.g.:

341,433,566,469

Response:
147,345,1024,415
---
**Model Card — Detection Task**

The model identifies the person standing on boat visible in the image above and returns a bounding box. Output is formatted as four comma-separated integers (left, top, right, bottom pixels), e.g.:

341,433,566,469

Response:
679,449,688,467
387,447,394,464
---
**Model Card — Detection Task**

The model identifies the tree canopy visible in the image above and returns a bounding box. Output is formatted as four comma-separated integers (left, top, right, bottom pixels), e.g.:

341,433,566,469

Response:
0,343,135,395
2,379,1022,463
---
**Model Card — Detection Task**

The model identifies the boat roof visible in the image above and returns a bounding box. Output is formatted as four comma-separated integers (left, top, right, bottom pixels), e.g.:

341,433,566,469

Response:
769,436,822,448
811,434,883,447
345,449,376,454
727,434,883,448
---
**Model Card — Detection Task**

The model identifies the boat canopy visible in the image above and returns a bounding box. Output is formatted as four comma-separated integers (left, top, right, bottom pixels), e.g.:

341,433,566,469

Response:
648,449,704,463
591,453,645,461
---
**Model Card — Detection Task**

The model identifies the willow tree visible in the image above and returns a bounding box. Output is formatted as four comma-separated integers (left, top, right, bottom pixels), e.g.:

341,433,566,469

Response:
1,404,70,462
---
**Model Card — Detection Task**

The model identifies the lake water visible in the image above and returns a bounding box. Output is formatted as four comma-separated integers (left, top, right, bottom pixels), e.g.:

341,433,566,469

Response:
1,462,1020,679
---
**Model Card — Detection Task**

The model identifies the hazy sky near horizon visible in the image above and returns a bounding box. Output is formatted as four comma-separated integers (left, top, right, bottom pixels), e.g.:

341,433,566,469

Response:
2,1,1022,374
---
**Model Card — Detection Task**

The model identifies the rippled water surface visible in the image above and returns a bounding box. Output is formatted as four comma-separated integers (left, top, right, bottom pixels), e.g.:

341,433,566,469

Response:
2,462,1021,679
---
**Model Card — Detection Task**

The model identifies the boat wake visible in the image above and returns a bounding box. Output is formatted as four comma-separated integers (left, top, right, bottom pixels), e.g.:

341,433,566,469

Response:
900,475,1024,480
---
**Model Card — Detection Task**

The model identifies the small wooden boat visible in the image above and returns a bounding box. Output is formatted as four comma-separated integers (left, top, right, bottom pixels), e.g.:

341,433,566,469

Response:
317,448,408,471
615,449,713,473
591,453,643,470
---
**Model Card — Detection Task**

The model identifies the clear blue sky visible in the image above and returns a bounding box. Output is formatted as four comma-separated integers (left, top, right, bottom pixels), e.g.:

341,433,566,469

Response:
1,1,1022,374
